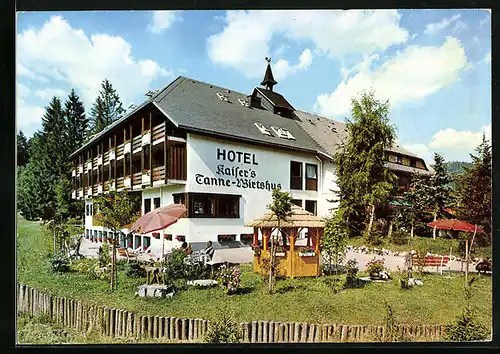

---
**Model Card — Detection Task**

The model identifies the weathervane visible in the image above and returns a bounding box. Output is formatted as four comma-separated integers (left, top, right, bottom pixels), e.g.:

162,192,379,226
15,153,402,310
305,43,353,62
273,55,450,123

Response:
265,57,271,63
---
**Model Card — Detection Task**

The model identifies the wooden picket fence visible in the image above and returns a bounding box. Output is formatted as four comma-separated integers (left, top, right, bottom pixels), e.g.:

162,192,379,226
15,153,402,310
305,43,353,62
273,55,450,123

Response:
16,283,448,342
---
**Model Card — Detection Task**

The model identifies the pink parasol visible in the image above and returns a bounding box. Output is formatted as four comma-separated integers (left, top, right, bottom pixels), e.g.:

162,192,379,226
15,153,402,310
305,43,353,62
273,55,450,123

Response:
132,204,187,234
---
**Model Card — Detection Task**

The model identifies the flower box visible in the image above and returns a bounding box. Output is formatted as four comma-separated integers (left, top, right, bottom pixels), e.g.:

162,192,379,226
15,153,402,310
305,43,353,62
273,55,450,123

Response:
99,238,103,242
97,154,103,166
142,171,151,185
142,131,151,146
275,252,286,257
124,141,131,155
87,161,93,171
218,234,236,242
97,183,103,194
127,243,133,248
175,235,185,242
124,176,131,188
109,149,116,161
78,165,83,174
152,232,160,239
299,252,315,257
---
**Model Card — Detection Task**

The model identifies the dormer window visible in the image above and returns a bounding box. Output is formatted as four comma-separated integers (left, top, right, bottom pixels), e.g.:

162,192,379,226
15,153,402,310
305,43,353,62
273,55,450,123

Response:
271,126,295,140
254,122,272,136
238,98,249,107
216,93,229,102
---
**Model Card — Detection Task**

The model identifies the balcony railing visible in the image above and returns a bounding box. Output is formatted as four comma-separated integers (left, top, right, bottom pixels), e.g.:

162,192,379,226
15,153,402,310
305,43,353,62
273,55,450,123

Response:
92,157,98,166
168,146,187,180
92,185,98,194
116,176,124,189
152,122,165,142
104,151,110,165
132,136,141,152
152,165,165,182
116,144,124,159
132,172,142,187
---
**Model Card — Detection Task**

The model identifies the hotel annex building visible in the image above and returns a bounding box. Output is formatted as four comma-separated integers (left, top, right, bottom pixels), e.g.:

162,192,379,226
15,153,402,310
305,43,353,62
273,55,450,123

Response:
69,63,431,251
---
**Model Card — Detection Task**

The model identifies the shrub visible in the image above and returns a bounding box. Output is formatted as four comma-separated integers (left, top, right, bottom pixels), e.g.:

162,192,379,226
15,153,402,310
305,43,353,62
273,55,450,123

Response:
71,258,98,278
203,313,241,343
391,230,409,245
366,258,384,275
381,301,406,342
217,264,241,295
51,254,70,273
184,262,212,281
98,243,111,268
364,219,387,246
163,249,187,280
125,262,147,278
399,271,412,290
323,277,343,294
344,258,359,285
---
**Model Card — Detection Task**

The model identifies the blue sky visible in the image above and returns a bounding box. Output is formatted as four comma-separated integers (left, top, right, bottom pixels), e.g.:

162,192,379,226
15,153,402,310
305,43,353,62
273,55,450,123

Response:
16,10,491,164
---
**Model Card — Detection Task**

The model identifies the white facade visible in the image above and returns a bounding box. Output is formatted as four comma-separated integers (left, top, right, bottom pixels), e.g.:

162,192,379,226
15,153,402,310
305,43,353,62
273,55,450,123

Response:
84,132,339,251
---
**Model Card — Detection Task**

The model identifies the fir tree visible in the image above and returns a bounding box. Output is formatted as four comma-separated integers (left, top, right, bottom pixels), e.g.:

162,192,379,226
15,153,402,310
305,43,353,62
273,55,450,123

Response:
17,131,30,166
334,90,397,238
402,172,433,238
42,96,69,177
89,79,125,135
456,134,491,243
429,153,453,238
65,89,87,153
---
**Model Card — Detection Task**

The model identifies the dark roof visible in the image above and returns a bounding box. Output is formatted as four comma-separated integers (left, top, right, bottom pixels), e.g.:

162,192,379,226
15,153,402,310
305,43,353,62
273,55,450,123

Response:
294,110,429,169
260,63,278,88
151,76,326,155
255,88,295,111
384,162,432,176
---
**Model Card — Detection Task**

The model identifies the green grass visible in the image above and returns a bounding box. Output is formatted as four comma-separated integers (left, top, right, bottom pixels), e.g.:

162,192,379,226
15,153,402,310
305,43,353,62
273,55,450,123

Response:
347,235,491,259
17,217,492,329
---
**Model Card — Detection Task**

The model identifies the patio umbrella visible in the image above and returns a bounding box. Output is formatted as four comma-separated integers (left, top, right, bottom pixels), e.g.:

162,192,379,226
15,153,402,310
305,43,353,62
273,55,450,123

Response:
131,204,187,263
427,219,483,281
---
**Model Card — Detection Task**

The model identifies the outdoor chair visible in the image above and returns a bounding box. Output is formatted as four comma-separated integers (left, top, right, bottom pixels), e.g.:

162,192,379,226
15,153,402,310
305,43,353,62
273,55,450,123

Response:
119,247,138,262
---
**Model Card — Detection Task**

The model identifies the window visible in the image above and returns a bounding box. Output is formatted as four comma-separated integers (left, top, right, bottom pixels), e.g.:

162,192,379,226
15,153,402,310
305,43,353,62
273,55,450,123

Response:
191,194,214,217
85,205,89,216
173,193,186,205
217,195,239,218
290,161,303,190
153,197,161,210
90,204,93,216
410,159,416,167
134,235,142,249
143,236,151,249
305,200,317,216
396,155,403,164
291,199,303,208
93,230,98,239
144,198,151,214
188,193,240,218
305,164,318,191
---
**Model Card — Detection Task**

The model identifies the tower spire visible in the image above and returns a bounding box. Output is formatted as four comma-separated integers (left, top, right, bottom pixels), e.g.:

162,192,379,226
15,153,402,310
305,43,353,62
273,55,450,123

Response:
260,57,278,91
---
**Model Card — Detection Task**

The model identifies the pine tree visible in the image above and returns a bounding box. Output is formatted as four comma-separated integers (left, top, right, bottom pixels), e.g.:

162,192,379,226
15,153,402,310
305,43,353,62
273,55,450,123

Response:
17,131,30,166
429,153,453,238
456,134,491,244
334,90,397,238
402,172,434,238
65,89,87,153
89,79,125,135
42,96,70,177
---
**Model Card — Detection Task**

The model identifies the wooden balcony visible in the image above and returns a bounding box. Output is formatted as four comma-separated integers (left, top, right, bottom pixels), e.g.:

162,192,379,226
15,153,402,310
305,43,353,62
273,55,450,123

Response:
132,172,142,188
116,144,124,159
103,151,110,165
116,176,124,189
152,122,166,142
92,185,98,195
92,157,98,167
168,146,187,181
132,136,141,153
152,165,165,182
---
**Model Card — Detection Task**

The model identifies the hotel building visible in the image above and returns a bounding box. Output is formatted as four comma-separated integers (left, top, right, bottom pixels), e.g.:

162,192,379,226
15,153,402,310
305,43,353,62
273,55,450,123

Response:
69,63,431,251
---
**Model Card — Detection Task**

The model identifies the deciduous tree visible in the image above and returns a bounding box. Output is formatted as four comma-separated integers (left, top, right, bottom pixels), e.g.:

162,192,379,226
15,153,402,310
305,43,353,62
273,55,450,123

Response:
334,90,397,238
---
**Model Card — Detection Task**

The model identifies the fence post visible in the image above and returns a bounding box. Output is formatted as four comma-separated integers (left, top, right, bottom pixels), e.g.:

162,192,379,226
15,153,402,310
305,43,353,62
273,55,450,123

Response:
283,323,289,342
251,321,257,343
169,317,175,340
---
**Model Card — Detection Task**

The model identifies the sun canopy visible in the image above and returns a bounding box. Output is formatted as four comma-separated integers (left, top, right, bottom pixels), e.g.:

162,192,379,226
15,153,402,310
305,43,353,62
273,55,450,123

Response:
245,205,325,228
131,204,186,234
427,219,483,233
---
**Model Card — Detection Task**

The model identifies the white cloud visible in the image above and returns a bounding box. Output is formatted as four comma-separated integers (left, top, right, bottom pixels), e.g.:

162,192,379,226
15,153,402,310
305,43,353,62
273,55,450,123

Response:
17,62,50,83
207,10,408,79
273,49,313,81
479,15,490,27
483,51,491,64
16,96,46,136
147,10,182,34
314,37,468,118
17,15,172,135
404,124,491,163
424,14,461,35
34,87,68,101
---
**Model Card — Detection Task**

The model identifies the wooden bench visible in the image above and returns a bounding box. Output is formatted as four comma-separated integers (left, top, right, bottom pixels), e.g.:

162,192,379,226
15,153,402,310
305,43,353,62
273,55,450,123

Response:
412,255,450,275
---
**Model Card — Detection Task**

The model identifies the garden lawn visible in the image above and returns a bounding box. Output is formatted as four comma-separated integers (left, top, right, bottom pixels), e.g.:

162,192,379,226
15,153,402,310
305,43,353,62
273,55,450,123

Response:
17,217,492,328
347,235,491,259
